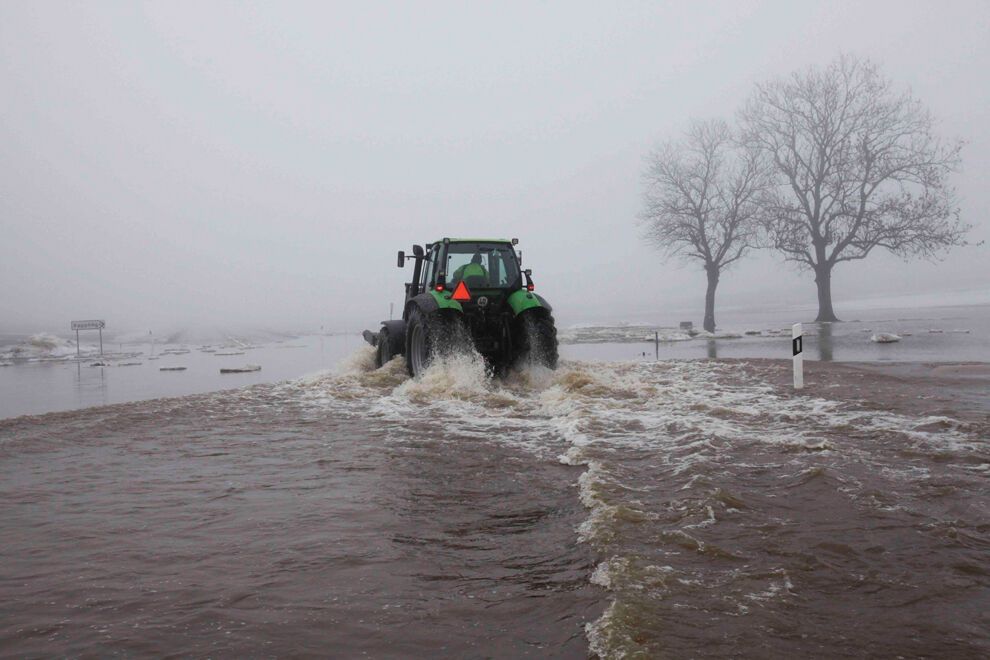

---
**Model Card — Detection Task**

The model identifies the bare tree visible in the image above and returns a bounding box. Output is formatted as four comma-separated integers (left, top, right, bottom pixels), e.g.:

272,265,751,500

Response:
642,119,766,332
740,55,967,322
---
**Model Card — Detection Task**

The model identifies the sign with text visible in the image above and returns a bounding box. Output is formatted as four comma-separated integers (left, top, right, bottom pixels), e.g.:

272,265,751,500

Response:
71,320,106,331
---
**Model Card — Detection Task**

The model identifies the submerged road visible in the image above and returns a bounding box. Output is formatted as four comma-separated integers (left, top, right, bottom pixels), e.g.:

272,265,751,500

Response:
1,351,988,657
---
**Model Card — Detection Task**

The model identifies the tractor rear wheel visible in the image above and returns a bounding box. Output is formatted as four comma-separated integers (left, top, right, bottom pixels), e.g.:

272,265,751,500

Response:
406,307,462,377
406,309,429,377
514,311,558,370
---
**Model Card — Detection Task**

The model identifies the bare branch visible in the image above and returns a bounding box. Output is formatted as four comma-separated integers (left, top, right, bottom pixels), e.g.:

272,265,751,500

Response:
740,54,969,277
640,119,769,277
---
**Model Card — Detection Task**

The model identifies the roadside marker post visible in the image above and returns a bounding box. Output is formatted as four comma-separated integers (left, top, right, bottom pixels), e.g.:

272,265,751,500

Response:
792,323,803,389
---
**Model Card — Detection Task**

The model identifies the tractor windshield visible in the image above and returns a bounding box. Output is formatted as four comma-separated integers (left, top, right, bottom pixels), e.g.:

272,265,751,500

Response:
445,243,520,289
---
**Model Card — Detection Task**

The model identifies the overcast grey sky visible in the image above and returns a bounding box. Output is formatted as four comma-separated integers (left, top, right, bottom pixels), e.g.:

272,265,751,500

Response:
2,0,987,334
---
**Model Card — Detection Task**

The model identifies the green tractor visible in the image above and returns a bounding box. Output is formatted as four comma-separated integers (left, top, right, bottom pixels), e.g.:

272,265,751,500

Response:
362,237,558,377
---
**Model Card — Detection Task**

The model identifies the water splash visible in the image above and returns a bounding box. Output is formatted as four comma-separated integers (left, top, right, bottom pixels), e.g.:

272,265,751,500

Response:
280,347,989,657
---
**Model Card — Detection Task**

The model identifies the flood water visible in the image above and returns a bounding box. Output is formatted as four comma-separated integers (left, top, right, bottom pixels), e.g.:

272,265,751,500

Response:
0,334,362,419
2,302,987,421
2,348,988,657
562,302,990,363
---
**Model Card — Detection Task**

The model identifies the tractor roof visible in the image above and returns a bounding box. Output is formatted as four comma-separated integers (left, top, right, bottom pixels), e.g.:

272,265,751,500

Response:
438,237,512,244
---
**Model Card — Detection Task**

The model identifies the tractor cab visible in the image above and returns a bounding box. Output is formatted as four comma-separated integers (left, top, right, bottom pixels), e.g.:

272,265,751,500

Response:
375,237,555,377
398,238,527,305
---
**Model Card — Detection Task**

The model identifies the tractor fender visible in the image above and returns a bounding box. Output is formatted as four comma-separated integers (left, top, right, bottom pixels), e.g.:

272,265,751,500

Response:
507,290,552,316
379,320,407,355
406,291,463,318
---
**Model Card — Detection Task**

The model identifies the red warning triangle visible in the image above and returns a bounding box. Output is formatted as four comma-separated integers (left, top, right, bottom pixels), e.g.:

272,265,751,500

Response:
451,280,471,302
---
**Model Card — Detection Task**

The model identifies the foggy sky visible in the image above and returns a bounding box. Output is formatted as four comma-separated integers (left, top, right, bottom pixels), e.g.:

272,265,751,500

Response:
2,1,988,335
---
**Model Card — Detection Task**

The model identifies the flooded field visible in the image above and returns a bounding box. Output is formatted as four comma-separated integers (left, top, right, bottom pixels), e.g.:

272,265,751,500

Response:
2,348,988,657
0,334,362,419
2,302,988,421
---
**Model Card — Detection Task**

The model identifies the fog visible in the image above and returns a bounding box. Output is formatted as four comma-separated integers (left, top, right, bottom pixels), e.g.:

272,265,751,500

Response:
2,1,987,336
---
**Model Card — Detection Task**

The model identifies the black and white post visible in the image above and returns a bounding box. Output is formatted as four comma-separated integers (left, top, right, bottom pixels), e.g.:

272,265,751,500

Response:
792,323,803,389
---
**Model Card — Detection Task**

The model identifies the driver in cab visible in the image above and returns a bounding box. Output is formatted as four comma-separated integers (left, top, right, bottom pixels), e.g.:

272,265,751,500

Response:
451,252,488,287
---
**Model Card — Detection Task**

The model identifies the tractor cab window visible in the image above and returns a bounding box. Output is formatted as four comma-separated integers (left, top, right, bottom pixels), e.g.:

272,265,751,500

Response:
420,244,439,291
445,243,520,289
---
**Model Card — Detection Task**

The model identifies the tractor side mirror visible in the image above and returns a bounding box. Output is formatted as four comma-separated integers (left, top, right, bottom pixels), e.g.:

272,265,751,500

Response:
397,251,406,268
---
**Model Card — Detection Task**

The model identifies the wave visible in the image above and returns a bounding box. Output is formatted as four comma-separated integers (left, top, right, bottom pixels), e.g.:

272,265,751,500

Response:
280,347,987,657
0,333,78,361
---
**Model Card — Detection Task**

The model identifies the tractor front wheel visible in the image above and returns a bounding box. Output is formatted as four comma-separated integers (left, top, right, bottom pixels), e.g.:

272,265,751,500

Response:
375,328,392,368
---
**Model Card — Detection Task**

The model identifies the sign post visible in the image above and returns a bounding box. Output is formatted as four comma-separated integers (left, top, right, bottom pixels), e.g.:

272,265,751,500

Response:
71,320,106,357
792,323,803,389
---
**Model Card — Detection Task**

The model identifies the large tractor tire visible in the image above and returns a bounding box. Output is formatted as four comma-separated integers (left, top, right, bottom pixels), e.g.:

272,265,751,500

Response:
514,310,558,370
374,328,392,368
374,325,406,369
405,307,463,377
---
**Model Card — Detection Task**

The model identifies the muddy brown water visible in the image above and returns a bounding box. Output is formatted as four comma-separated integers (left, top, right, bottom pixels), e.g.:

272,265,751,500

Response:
1,350,988,658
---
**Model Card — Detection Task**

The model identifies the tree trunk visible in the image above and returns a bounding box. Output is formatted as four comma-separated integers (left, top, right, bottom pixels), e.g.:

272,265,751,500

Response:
814,265,840,322
703,267,719,333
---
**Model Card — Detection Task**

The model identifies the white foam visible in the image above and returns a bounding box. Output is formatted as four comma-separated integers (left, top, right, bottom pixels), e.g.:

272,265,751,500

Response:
335,344,378,376
393,350,490,402
281,346,983,644
743,569,795,602
1,332,79,360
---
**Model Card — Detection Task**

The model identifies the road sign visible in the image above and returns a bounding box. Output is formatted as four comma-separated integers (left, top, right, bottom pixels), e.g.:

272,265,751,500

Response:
71,320,106,356
71,320,105,331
